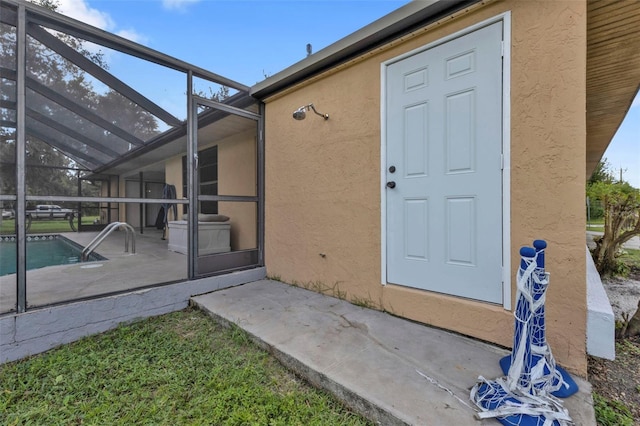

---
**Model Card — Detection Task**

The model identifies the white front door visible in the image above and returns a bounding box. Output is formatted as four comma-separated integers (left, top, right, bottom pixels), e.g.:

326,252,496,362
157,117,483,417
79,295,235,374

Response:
385,22,504,303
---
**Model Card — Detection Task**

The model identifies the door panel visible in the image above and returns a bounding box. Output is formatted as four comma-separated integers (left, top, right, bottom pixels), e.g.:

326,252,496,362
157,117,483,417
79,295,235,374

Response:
385,22,503,303
446,196,476,266
446,90,475,173
405,103,429,176
405,198,429,260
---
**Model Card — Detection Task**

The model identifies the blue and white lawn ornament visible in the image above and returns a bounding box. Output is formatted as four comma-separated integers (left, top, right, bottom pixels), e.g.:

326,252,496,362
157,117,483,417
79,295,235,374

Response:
499,240,579,398
470,240,577,425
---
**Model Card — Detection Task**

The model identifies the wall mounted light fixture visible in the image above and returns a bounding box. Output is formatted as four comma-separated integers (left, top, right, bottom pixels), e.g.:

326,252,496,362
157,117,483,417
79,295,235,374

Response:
292,103,329,120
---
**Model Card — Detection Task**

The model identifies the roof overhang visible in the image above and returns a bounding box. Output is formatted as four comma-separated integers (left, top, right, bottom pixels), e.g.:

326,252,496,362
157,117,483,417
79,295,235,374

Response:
95,93,259,178
586,0,640,178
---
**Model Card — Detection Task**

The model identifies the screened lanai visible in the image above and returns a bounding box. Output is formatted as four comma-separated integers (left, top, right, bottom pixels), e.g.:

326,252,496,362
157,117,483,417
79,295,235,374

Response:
0,0,264,314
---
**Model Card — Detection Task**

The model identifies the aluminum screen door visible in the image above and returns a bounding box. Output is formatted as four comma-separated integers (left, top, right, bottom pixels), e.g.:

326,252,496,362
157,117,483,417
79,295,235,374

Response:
190,96,264,277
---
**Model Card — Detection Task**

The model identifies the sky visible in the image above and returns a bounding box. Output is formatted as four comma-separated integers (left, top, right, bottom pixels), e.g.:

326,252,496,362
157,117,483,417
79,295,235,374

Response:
604,96,640,188
48,0,639,188
53,0,409,85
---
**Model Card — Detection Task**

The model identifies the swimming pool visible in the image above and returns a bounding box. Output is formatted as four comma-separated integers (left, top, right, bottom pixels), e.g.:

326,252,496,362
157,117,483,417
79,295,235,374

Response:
0,235,106,277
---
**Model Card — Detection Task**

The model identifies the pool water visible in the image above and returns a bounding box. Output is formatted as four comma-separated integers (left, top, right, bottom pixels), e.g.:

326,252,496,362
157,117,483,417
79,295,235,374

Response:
0,235,105,277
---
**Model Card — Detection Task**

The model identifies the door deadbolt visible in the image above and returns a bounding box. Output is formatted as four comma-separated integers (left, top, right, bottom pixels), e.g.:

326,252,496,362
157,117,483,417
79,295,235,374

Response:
388,165,396,173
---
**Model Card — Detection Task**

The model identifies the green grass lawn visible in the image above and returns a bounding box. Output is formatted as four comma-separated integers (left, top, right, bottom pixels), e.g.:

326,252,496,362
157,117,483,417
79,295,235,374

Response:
0,216,98,235
620,248,640,270
0,309,372,426
587,217,605,231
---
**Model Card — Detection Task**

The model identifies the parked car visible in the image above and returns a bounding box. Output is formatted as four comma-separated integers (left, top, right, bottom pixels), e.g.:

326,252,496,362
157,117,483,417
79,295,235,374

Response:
26,205,75,220
2,209,14,219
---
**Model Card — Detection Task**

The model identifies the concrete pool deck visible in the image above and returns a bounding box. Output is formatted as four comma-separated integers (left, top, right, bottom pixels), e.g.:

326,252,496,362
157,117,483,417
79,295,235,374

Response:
0,228,187,313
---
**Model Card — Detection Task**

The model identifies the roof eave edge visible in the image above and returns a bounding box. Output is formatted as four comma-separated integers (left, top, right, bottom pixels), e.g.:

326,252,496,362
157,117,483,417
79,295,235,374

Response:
250,0,481,100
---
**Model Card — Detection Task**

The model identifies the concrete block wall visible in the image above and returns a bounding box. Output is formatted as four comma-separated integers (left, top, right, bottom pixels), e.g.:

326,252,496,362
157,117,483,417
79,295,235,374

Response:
0,267,266,364
586,248,615,360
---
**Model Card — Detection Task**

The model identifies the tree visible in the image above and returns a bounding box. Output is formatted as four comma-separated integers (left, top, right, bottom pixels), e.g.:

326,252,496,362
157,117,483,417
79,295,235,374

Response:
589,157,614,185
98,90,160,141
0,0,85,198
587,158,614,220
0,0,159,201
588,180,640,276
196,85,230,102
617,299,640,338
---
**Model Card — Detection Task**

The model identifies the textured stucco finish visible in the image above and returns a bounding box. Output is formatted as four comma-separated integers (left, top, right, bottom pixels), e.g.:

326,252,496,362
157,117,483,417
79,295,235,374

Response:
117,178,127,222
218,130,258,250
264,1,588,374
164,130,257,250
165,155,183,198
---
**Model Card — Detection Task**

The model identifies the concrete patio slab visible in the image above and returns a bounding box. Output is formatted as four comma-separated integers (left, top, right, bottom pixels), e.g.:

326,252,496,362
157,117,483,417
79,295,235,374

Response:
0,229,187,313
192,279,595,425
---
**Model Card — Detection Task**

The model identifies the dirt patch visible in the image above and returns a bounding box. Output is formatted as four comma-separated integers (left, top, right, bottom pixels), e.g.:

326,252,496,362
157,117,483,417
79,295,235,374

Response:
603,275,640,322
588,273,640,423
588,336,640,422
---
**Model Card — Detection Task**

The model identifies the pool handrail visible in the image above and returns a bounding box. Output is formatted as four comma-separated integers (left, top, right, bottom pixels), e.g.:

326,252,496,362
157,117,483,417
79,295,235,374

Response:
81,221,136,261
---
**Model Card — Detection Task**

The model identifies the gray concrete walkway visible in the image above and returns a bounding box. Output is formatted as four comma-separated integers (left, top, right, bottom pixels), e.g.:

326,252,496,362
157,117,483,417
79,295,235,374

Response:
192,280,595,425
587,230,640,250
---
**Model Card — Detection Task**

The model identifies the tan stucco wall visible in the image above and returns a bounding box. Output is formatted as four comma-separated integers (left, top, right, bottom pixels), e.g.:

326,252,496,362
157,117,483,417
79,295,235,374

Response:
98,177,120,223
263,1,588,374
164,155,184,222
218,130,257,250
164,130,257,250
117,178,126,222
165,156,183,203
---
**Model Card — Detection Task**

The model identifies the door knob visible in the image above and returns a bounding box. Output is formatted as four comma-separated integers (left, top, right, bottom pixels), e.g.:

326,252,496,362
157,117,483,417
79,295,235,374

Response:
386,181,396,189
